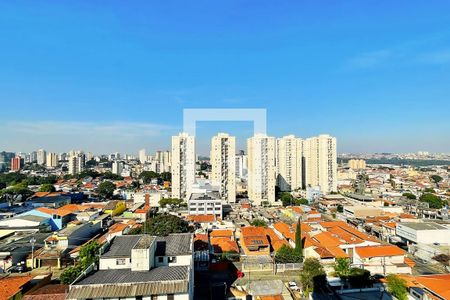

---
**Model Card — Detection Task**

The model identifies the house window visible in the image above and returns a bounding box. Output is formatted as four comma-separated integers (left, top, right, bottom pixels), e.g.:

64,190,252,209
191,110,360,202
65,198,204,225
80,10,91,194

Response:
136,296,143,300
168,256,177,263
167,294,174,300
151,295,158,300
116,258,126,265
158,257,164,263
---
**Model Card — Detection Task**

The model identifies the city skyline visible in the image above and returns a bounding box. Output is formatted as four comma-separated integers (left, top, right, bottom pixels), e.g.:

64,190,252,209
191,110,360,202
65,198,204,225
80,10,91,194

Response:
1,1,450,153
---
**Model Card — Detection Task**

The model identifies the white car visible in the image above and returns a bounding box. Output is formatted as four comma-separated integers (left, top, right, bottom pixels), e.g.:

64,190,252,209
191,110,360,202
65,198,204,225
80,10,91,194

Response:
288,282,300,291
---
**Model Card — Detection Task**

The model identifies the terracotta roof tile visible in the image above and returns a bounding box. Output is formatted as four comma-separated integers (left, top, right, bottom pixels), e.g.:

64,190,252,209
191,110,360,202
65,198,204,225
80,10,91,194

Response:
356,245,405,258
0,275,33,300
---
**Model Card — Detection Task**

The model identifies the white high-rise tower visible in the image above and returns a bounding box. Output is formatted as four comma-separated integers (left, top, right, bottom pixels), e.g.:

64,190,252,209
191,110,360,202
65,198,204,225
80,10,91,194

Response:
247,134,277,205
303,134,337,193
171,133,196,200
210,133,236,203
276,135,303,191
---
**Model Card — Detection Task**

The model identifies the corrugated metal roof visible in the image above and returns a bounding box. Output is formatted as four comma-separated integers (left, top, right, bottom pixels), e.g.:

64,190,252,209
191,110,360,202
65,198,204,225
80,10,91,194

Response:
68,266,190,298
68,281,188,299
101,235,141,258
155,233,192,256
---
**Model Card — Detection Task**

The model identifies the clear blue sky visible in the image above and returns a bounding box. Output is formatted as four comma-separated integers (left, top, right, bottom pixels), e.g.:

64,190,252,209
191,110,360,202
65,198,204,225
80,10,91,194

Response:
0,1,449,155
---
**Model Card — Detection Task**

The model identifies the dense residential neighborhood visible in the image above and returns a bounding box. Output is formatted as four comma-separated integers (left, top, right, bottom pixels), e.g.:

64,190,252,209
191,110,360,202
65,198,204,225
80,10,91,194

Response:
1,139,449,299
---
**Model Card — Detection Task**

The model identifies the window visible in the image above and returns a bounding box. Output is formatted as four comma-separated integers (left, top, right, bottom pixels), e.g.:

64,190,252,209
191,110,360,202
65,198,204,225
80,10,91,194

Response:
168,256,177,263
116,258,126,265
167,294,174,300
151,295,158,300
136,296,143,300
158,257,164,263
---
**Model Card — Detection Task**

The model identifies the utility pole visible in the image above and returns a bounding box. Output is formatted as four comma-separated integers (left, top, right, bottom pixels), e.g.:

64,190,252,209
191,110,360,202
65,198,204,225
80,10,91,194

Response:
30,236,36,270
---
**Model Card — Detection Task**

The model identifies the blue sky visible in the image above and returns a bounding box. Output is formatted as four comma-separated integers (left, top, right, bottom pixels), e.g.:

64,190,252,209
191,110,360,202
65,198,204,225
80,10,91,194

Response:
0,1,449,155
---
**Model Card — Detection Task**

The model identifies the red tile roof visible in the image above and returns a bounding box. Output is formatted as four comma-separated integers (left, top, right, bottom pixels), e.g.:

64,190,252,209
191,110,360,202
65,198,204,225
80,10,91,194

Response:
0,275,33,300
356,245,405,258
211,237,239,253
186,214,216,223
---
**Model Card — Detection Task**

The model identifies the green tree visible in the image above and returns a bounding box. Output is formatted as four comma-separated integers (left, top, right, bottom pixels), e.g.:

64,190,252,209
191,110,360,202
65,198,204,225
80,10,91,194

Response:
60,241,101,284
160,172,171,182
275,245,302,263
129,214,192,236
97,181,116,198
280,192,294,206
420,193,445,209
39,183,56,193
347,267,371,288
402,192,416,200
250,219,267,227
337,204,344,213
430,175,443,184
293,198,309,205
300,258,326,294
79,241,101,268
294,218,302,258
386,274,408,300
0,182,33,200
159,198,183,207
423,187,435,193
102,172,123,180
334,257,351,278
139,171,158,184
60,265,83,284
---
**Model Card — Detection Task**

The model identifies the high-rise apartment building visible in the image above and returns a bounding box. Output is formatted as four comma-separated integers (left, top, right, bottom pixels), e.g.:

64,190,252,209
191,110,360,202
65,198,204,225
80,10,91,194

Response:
171,133,196,200
210,133,236,203
235,150,248,180
139,149,147,164
11,156,23,171
37,149,46,165
303,134,337,193
68,153,86,175
247,134,277,205
30,151,38,163
155,150,171,173
348,159,366,170
112,161,124,175
276,135,303,191
46,152,58,168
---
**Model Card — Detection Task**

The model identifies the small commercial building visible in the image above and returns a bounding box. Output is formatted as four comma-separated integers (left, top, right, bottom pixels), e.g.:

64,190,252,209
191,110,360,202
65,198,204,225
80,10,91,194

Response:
396,222,450,245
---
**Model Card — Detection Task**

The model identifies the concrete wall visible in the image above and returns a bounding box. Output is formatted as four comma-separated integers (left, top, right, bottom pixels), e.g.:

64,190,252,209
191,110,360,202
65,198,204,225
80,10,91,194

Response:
99,257,132,270
131,248,151,271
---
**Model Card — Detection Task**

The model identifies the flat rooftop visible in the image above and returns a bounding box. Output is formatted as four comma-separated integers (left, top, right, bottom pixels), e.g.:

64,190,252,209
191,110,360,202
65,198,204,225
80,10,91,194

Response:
398,222,449,231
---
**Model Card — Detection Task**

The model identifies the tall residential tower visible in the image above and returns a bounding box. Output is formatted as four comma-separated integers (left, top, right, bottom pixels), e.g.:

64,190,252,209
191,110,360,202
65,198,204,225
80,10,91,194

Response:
276,135,303,191
247,134,276,205
210,133,236,203
303,134,337,193
171,133,196,200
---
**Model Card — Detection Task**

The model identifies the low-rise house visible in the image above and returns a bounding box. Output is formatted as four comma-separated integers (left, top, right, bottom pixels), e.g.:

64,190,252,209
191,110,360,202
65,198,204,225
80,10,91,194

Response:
19,206,74,230
68,233,194,300
396,274,450,300
0,233,50,272
210,229,239,255
353,244,412,275
30,221,102,269
240,226,270,256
